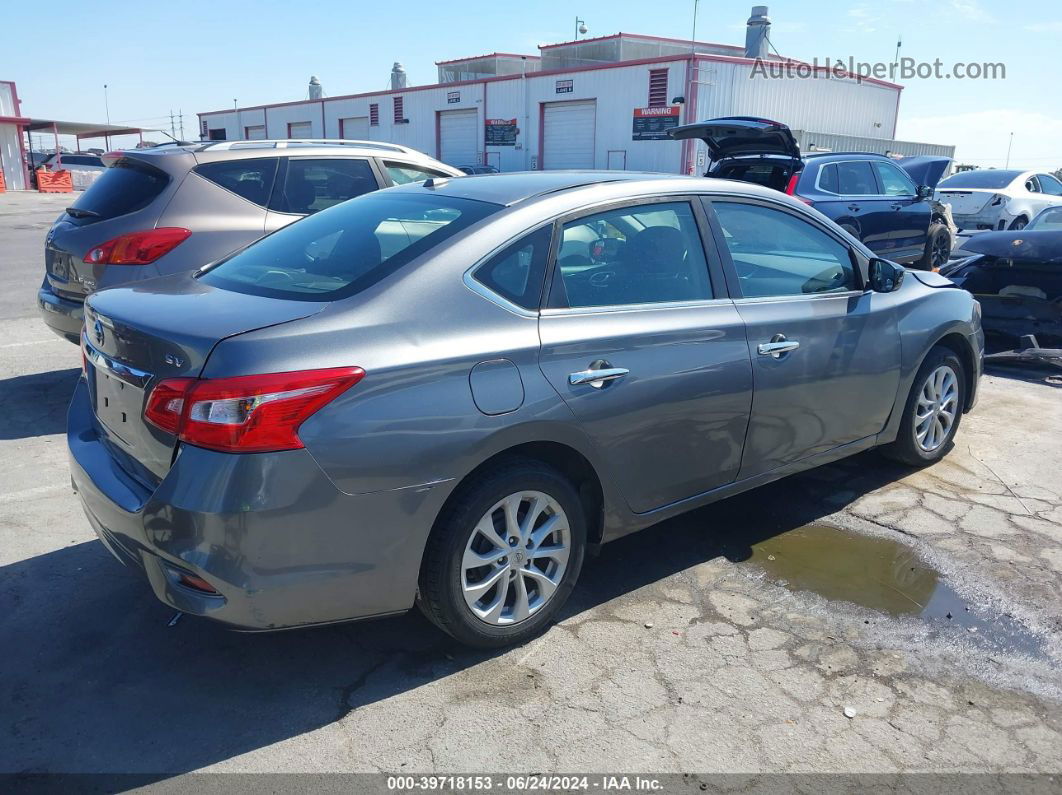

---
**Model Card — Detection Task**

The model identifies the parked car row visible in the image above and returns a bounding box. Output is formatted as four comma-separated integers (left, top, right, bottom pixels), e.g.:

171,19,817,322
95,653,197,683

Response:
64,164,983,646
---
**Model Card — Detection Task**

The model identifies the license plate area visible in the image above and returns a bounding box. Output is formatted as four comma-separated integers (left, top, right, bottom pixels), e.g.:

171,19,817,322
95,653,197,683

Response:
93,365,146,444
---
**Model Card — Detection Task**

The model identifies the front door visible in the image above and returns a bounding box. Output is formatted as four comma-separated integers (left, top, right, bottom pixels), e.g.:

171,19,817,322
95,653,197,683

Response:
705,198,901,478
870,159,932,263
538,198,753,514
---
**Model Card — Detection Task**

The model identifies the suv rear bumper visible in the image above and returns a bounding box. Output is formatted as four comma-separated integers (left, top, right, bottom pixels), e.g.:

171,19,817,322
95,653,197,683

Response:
37,278,85,343
67,377,447,630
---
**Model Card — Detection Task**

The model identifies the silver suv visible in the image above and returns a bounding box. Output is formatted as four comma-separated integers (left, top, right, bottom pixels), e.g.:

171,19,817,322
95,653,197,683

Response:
37,139,461,342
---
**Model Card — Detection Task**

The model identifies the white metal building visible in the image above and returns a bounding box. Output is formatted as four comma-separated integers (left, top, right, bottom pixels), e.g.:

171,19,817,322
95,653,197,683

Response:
197,11,953,175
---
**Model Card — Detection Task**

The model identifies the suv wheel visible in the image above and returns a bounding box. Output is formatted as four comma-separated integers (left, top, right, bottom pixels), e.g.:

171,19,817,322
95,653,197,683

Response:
1009,216,1028,231
417,459,586,647
881,346,965,466
916,223,951,271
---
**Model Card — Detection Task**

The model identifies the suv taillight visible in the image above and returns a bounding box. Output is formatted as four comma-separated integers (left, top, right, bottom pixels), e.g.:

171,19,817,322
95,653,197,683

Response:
84,228,191,265
144,368,365,453
785,173,813,205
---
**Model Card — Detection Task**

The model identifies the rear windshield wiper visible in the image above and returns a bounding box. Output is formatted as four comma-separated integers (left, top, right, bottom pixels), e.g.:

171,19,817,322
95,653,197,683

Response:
65,207,101,219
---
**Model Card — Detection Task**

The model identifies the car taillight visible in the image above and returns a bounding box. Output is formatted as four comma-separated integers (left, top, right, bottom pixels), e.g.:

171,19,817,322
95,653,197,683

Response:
83,227,192,266
144,368,364,453
784,173,814,205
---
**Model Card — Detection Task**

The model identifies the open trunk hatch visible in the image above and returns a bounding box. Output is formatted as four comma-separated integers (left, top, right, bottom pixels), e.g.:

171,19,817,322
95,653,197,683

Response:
669,116,801,162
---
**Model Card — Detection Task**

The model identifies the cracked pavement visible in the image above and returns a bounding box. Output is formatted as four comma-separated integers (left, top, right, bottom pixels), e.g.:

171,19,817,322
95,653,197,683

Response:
1,192,1060,777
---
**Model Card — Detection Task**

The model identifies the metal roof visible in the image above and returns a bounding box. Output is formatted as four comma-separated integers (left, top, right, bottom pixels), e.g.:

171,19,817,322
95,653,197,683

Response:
24,118,158,138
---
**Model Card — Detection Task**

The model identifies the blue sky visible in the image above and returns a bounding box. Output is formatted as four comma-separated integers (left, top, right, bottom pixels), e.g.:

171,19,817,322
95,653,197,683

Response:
8,0,1060,169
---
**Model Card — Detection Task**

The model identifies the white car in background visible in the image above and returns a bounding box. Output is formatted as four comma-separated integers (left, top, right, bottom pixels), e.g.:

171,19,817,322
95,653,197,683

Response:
936,169,1062,232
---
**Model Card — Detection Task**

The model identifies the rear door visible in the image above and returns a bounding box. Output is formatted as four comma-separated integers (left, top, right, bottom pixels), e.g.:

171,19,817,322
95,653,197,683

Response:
704,197,900,478
264,156,382,232
538,197,753,513
813,160,894,256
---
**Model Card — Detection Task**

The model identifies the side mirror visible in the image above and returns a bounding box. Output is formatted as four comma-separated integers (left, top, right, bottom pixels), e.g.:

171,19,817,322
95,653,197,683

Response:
916,184,932,200
868,258,905,293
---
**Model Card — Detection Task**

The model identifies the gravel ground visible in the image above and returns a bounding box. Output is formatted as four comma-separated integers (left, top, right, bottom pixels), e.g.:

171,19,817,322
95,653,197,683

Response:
1,191,1060,779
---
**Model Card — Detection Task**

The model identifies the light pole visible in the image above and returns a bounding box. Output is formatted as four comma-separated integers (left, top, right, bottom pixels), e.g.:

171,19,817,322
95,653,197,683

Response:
234,98,240,140
103,84,110,123
1005,131,1014,169
575,17,587,39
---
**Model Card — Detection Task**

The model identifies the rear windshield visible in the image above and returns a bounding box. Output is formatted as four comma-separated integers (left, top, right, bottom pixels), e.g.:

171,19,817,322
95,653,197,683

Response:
199,192,499,301
938,170,1022,189
1029,207,1062,230
66,157,170,222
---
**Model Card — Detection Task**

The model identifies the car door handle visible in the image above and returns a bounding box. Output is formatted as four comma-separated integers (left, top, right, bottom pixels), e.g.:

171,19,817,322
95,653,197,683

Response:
569,367,629,388
757,340,800,357
847,204,861,212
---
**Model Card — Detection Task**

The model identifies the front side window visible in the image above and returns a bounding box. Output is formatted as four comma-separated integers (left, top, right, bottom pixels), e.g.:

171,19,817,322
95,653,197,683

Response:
872,161,917,196
473,226,552,310
712,201,857,298
386,162,450,185
270,158,377,215
836,161,878,195
196,158,279,207
553,201,712,309
200,193,498,301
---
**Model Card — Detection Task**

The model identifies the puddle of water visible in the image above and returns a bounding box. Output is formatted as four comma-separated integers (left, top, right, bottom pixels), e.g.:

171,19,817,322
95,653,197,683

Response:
748,523,1044,658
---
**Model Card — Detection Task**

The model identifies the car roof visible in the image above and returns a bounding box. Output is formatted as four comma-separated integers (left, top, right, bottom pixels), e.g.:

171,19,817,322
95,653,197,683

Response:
125,139,445,163
385,170,698,206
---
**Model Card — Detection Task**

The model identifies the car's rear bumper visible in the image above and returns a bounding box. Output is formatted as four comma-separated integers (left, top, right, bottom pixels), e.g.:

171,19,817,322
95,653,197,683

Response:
37,278,85,344
67,377,447,630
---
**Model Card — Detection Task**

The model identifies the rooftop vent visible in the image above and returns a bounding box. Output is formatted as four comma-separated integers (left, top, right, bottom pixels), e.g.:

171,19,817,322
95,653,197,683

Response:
745,5,771,60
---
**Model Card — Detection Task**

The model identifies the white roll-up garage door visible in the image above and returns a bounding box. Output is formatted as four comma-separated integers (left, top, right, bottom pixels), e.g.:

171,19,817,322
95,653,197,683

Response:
438,109,479,167
340,116,369,140
542,100,596,170
288,121,313,139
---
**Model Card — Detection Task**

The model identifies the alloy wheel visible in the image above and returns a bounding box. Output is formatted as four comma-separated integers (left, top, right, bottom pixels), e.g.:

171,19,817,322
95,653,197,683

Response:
931,233,951,268
461,491,571,626
914,364,959,452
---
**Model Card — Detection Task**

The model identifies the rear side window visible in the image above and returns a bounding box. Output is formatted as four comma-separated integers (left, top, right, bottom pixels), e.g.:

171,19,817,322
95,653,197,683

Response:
66,157,169,222
473,226,552,310
836,161,878,195
271,158,378,214
199,193,499,301
196,158,278,207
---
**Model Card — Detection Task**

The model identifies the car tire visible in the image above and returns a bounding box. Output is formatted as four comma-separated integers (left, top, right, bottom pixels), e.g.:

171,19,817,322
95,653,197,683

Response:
1009,216,1028,231
417,458,586,648
880,346,966,467
915,223,951,271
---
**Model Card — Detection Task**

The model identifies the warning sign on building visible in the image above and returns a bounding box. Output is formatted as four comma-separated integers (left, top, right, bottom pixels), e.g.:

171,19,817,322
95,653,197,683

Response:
632,106,680,141
485,118,519,146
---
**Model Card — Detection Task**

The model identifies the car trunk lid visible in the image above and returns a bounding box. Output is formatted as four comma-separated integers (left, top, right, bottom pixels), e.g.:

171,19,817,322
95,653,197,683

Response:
83,275,328,483
935,188,998,215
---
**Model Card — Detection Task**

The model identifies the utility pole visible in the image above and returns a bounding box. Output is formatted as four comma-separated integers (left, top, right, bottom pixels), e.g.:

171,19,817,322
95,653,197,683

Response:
691,0,699,48
1005,131,1014,168
169,109,176,139
178,109,185,140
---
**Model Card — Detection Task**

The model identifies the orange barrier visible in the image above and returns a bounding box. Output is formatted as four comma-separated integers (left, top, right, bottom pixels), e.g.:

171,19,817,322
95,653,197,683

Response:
0,169,6,192
36,168,73,193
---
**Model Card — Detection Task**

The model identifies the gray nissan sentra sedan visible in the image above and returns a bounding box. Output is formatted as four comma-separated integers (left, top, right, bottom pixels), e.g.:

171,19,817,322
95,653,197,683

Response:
69,171,983,647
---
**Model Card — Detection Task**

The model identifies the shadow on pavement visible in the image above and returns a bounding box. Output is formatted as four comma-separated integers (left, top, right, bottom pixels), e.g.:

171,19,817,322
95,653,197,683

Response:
0,368,79,440
0,451,911,777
